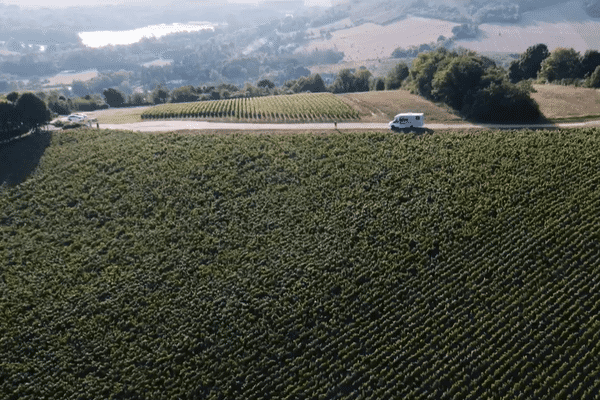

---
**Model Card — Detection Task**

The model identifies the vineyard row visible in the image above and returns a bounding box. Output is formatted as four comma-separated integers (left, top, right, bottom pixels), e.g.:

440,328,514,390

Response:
140,92,360,122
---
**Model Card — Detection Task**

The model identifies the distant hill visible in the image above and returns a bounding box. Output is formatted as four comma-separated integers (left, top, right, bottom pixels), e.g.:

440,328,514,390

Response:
302,0,600,62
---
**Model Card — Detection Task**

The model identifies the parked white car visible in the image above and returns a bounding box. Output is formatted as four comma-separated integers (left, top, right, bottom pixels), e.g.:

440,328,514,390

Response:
389,113,424,130
67,113,87,122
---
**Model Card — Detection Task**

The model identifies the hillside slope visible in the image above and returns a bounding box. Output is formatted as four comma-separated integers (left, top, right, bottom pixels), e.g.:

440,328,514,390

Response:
2,128,600,399
302,0,600,62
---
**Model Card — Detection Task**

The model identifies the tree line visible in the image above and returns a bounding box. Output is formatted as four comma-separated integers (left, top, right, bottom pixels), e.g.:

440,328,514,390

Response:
508,44,600,87
3,43,600,132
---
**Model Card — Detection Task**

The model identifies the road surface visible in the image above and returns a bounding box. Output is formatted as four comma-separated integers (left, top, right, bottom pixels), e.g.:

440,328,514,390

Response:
96,119,600,132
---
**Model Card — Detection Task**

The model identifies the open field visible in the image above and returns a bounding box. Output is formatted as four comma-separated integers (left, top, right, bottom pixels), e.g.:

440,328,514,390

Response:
2,127,600,399
303,1,600,64
42,69,99,87
531,84,600,121
340,90,464,123
459,0,600,54
302,17,459,62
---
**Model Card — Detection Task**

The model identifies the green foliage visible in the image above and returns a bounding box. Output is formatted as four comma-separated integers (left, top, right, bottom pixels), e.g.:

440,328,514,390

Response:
508,43,549,83
151,83,170,104
69,95,108,112
408,47,452,98
169,85,200,103
289,74,327,93
47,92,71,115
2,128,600,399
408,47,540,122
14,92,51,130
0,101,20,139
538,48,582,83
330,68,372,93
372,77,385,91
586,65,600,88
102,87,126,108
257,79,276,89
127,92,150,106
580,49,600,79
431,56,486,111
462,75,541,122
385,62,409,90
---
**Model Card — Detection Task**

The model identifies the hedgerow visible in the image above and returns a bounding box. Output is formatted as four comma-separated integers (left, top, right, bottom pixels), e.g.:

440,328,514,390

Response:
1,128,600,399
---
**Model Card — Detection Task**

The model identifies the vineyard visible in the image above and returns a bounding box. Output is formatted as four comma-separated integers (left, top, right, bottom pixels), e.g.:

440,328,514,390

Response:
1,128,600,399
140,92,360,122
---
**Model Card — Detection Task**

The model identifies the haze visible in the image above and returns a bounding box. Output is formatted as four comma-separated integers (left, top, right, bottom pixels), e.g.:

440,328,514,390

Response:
0,0,333,9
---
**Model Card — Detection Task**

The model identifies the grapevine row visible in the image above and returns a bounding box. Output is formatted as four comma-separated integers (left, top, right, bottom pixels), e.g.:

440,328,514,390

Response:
140,93,360,122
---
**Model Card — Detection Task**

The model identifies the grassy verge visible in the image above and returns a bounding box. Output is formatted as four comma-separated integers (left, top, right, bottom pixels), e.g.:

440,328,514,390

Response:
2,127,600,399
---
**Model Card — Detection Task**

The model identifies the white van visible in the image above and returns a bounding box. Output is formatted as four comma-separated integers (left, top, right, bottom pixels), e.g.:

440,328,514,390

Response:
389,113,424,130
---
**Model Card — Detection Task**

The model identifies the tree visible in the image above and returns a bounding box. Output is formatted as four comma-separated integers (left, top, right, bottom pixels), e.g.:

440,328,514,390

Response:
151,84,169,104
354,69,372,92
330,69,371,93
6,91,19,103
508,43,549,83
372,78,385,91
14,92,51,131
257,79,276,89
586,65,600,88
0,102,19,139
408,47,453,98
103,88,126,108
295,74,327,93
169,86,199,103
385,62,409,90
330,69,355,93
128,93,148,106
463,78,541,122
431,56,486,111
580,50,600,78
538,48,582,82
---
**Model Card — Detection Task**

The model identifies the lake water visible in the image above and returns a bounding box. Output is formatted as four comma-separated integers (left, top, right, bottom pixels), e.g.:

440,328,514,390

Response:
78,22,216,48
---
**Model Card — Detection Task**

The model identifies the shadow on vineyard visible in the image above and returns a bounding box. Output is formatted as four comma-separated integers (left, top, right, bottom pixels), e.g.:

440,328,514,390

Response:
1,127,600,399
0,130,52,189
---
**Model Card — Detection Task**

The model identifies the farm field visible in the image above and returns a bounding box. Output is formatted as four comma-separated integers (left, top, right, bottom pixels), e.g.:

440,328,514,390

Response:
339,90,464,123
1,128,600,399
531,84,600,121
42,69,100,88
140,92,359,122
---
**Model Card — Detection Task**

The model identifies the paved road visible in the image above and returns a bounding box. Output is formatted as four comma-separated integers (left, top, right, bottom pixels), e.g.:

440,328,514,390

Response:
92,119,600,132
